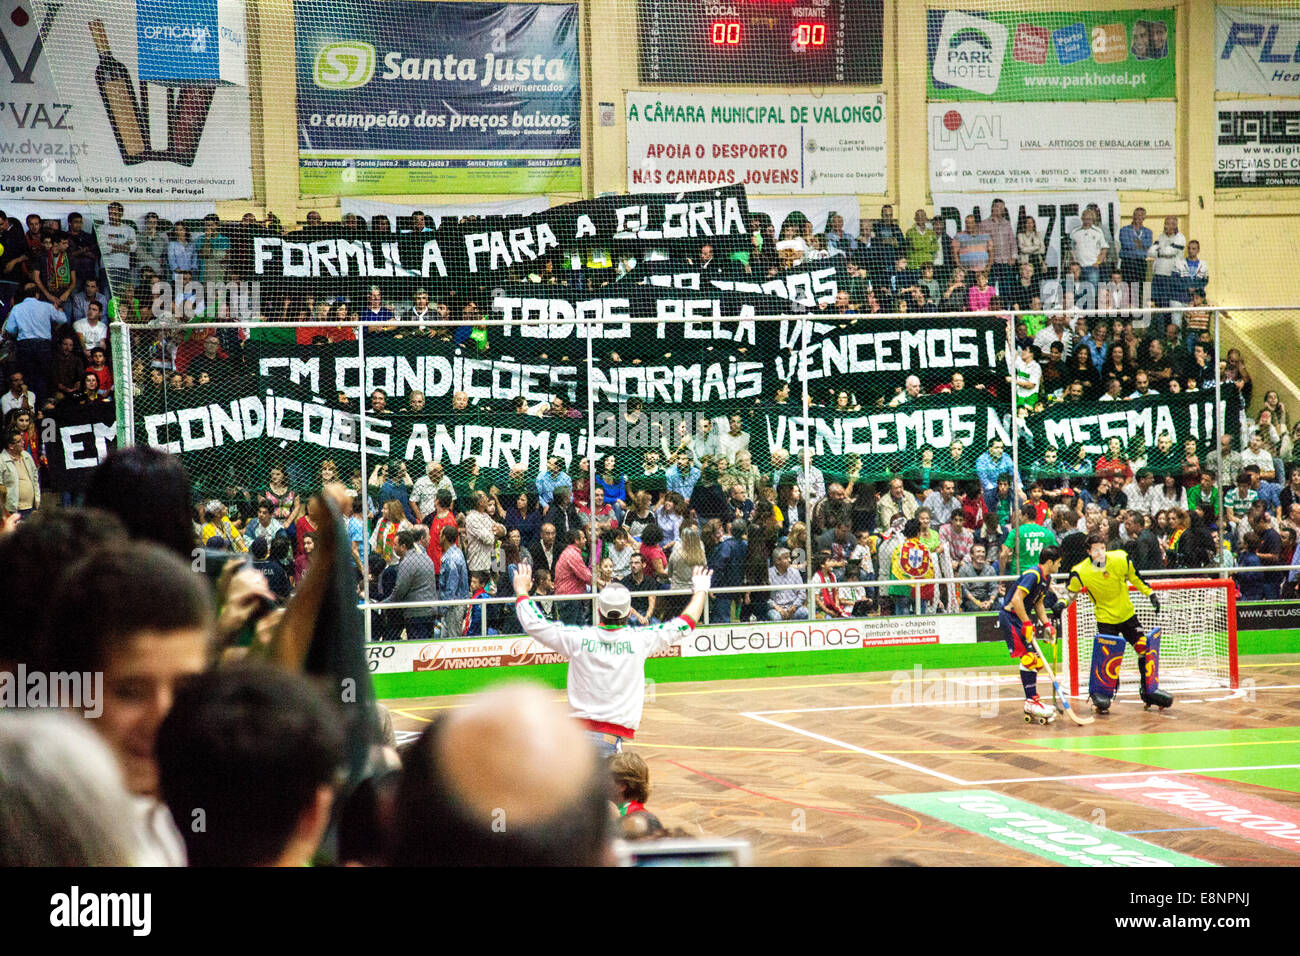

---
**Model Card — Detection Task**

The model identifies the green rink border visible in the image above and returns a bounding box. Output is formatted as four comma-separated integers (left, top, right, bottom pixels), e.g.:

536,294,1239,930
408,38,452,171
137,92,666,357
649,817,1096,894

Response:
372,626,1299,700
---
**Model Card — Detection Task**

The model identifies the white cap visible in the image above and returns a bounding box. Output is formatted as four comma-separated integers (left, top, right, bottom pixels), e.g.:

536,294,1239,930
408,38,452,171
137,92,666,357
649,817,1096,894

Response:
597,583,631,622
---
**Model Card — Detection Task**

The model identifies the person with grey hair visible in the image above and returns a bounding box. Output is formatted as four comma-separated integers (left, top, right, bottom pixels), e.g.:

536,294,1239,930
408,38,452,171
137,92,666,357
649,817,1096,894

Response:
768,547,808,620
0,712,141,866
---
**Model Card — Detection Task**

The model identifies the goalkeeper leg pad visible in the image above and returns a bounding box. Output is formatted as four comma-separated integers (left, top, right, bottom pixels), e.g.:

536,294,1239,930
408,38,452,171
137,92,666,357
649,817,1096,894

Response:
1088,634,1124,702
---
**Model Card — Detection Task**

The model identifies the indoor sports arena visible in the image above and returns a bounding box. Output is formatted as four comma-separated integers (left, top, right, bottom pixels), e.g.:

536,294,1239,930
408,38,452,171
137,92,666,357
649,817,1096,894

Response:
0,0,1298,900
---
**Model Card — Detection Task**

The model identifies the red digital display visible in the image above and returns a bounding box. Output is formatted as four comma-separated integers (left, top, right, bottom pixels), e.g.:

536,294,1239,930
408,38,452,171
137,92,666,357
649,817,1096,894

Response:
710,21,741,45
794,22,826,46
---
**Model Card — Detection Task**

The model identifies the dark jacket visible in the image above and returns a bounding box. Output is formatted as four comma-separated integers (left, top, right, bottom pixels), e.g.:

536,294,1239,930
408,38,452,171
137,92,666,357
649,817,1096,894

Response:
1124,528,1164,572
708,535,748,589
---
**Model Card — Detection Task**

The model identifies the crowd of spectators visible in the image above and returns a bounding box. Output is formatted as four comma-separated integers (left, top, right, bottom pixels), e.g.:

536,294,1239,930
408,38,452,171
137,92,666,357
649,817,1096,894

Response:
0,447,683,866
3,203,1297,634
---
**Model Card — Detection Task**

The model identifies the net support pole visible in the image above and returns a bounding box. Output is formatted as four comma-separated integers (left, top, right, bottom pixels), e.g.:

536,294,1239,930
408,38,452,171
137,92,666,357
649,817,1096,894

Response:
1009,313,1021,583
586,326,598,627
357,322,372,644
799,315,816,624
1214,310,1225,577
110,322,135,448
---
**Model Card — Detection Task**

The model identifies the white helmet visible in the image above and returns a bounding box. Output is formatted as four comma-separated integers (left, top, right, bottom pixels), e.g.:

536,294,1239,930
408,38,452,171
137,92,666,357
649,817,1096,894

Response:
596,583,631,624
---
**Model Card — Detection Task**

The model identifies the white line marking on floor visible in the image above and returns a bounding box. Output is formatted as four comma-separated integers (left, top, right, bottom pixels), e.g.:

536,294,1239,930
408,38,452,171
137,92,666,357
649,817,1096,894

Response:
741,712,972,785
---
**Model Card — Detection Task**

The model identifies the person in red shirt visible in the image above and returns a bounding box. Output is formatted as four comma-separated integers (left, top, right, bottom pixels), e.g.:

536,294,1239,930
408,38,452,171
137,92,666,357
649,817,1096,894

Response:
424,488,458,573
813,552,850,618
553,526,593,626
1094,436,1133,484
1026,482,1051,525
961,481,990,530
86,347,113,396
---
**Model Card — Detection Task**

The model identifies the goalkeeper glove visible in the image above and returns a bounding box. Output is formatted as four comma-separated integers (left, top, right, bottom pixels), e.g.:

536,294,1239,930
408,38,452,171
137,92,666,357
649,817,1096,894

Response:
1149,594,1161,614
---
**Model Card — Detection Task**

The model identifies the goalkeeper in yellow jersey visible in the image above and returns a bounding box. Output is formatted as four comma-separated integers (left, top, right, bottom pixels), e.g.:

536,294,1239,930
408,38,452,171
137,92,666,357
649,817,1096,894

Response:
1066,533,1171,714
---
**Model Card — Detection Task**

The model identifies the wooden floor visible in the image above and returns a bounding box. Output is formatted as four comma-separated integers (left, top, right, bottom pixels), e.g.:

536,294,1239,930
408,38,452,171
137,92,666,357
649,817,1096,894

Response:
385,655,1300,866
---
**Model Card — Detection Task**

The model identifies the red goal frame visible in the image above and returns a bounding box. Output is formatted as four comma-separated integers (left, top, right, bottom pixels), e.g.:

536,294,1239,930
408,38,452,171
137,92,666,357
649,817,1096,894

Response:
1065,578,1238,697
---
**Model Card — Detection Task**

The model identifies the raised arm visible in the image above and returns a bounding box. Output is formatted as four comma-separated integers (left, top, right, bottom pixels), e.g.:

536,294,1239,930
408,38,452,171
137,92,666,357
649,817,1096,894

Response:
511,564,576,654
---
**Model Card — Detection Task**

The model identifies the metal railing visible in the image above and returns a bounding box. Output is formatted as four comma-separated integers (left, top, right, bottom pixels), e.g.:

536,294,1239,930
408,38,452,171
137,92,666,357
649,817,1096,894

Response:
361,561,1300,641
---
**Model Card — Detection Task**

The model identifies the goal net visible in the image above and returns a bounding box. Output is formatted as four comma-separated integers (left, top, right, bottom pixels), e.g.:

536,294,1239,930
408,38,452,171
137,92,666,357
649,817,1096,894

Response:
1064,579,1238,698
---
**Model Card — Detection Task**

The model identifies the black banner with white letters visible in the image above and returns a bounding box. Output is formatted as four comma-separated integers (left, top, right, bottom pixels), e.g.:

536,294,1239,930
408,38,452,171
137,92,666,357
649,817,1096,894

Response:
44,404,118,494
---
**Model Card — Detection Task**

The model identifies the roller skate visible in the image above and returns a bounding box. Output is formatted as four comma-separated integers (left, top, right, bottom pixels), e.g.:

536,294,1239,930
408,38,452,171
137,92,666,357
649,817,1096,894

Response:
1138,652,1173,711
1089,692,1112,714
1024,695,1055,724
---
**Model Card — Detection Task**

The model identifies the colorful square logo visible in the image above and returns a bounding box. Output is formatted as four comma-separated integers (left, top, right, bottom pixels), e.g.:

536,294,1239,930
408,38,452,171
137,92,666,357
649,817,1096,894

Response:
932,11,1009,96
1012,24,1049,65
1051,22,1091,66
1091,23,1129,64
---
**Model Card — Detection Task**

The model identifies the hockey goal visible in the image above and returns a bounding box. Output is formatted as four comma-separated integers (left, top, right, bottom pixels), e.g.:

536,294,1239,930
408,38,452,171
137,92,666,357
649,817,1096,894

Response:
1063,579,1238,697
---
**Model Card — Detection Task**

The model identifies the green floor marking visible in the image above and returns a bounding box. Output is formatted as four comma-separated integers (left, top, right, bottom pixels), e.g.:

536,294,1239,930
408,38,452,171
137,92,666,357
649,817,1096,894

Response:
1019,727,1300,794
881,791,1213,867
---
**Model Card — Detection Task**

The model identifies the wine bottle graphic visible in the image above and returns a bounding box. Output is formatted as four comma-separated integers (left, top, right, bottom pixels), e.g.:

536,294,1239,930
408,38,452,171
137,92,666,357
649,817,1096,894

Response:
161,84,216,167
89,19,150,165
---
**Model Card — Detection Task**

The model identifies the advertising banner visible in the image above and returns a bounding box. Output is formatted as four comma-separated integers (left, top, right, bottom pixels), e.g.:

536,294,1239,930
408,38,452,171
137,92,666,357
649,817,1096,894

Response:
0,0,253,199
1216,5,1300,96
928,102,1176,192
930,191,1121,272
927,8,1176,102
625,92,887,195
363,615,974,674
1215,101,1300,188
294,0,580,195
1074,774,1300,854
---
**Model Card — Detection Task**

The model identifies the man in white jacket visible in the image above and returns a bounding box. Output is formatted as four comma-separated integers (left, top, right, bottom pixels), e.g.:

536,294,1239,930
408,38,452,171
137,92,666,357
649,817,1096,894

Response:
1147,215,1185,308
512,562,712,757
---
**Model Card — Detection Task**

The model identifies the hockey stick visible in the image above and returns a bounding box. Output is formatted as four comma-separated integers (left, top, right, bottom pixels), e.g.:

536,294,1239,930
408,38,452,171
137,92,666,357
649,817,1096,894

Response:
1026,631,1094,726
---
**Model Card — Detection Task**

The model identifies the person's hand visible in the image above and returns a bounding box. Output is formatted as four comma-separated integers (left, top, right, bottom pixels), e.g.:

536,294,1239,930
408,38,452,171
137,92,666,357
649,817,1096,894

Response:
217,566,276,640
1149,593,1161,614
512,563,533,597
0,511,21,536
691,566,713,593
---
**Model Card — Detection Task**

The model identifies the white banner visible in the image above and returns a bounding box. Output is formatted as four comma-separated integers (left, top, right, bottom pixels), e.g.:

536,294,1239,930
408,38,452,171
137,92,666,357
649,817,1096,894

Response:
1,0,252,200
747,197,861,240
929,102,1175,192
680,616,976,658
1216,5,1300,96
340,196,552,227
930,190,1120,272
627,92,887,195
1215,100,1300,188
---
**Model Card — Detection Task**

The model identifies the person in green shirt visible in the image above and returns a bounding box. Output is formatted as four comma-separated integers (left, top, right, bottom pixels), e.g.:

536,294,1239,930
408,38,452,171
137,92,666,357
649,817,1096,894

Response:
905,208,939,271
1000,502,1058,575
1186,468,1219,514
915,506,942,554
1224,473,1257,518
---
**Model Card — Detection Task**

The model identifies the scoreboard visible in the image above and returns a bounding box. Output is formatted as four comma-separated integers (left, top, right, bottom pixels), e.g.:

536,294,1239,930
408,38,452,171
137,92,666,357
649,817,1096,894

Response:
638,0,883,85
